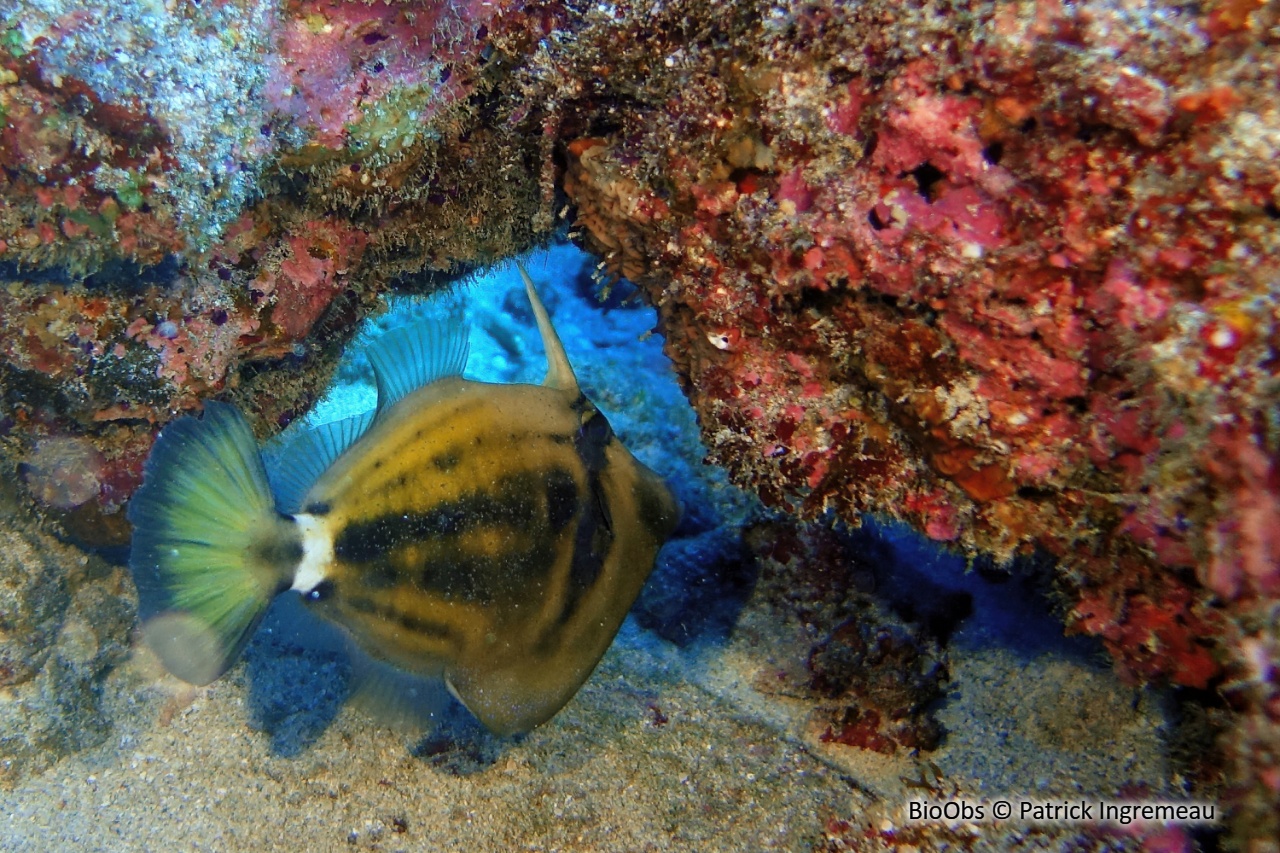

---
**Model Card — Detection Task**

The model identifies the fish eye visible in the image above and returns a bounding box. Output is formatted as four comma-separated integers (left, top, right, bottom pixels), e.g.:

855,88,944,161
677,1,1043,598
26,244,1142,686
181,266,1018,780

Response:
307,580,336,602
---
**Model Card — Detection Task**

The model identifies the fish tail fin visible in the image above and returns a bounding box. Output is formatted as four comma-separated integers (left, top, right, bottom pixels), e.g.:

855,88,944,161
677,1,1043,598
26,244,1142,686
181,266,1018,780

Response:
128,402,297,685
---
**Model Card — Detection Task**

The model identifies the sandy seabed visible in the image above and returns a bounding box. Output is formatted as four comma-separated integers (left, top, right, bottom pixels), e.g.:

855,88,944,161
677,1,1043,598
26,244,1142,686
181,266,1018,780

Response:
0,591,1177,853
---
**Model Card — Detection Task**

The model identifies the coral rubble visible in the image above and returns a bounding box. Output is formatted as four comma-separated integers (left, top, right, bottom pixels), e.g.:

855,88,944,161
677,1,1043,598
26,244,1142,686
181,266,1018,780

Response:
746,519,950,758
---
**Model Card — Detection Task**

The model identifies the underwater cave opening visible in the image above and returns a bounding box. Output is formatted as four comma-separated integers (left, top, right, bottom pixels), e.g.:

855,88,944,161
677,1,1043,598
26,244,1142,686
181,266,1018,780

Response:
246,239,761,750
0,242,1206,850
247,241,1174,769
108,238,1188,846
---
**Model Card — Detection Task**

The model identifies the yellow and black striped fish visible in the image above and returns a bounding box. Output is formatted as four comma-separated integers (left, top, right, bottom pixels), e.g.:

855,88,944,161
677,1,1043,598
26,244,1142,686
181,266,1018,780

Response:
128,265,680,735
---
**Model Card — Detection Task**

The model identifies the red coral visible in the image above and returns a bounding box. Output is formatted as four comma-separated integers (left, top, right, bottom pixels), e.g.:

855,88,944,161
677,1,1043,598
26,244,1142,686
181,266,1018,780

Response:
1073,579,1223,690
1202,425,1280,600
819,707,897,755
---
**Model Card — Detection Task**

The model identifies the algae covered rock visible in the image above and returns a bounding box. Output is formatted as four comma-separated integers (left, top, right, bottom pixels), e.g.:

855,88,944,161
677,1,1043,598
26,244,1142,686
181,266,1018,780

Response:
0,492,134,786
0,520,71,687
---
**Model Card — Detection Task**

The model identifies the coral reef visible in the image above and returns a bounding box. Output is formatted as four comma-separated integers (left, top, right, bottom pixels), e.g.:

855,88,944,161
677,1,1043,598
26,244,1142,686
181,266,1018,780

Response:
548,0,1279,685
0,0,548,547
0,0,276,266
0,0,1277,844
532,0,1280,843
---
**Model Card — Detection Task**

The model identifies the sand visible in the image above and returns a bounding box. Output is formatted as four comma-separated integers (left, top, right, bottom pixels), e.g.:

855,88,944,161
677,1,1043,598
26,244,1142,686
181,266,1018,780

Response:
0,578,1182,853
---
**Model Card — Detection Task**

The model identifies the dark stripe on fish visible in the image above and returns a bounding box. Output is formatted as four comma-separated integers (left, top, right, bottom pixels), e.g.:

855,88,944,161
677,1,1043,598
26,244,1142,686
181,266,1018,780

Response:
573,408,612,472
557,474,614,626
346,594,454,640
335,468,580,605
418,546,552,603
334,483,540,562
545,468,579,533
539,408,617,629
366,429,570,503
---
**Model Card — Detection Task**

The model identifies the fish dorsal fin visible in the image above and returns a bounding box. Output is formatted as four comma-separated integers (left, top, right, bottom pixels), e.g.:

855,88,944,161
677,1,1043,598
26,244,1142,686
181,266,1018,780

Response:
517,262,579,394
367,299,471,415
267,408,376,513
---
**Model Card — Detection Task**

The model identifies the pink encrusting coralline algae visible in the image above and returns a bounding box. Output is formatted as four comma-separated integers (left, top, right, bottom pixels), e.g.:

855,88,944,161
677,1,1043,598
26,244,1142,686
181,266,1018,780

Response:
265,0,498,148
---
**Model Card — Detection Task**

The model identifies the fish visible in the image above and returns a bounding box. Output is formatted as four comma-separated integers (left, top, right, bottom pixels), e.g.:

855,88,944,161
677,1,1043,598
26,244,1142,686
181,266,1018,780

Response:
127,264,680,735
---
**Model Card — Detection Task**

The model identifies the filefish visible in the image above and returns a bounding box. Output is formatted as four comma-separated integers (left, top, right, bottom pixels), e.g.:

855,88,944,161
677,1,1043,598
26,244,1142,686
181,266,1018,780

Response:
128,265,680,735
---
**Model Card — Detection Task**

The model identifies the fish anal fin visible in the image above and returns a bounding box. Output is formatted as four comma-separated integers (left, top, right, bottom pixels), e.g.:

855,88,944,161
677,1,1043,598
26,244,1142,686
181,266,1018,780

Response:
348,647,453,737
